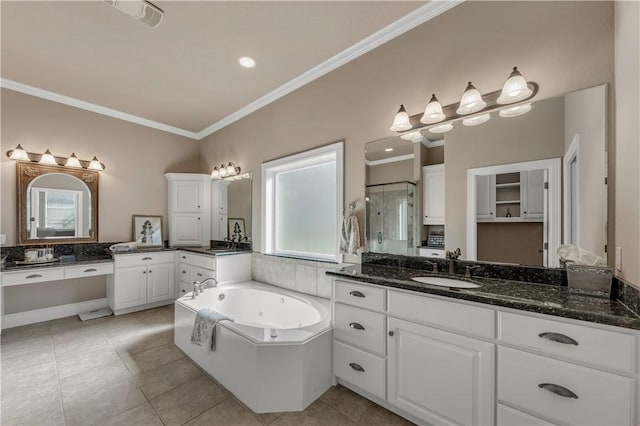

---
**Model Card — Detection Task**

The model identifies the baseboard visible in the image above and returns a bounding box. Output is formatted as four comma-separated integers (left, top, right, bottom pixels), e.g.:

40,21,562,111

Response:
1,298,108,329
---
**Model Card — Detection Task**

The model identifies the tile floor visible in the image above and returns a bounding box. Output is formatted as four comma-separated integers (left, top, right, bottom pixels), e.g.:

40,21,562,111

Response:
1,305,414,426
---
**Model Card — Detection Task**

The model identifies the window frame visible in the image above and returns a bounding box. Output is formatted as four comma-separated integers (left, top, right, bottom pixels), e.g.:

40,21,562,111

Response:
261,141,344,262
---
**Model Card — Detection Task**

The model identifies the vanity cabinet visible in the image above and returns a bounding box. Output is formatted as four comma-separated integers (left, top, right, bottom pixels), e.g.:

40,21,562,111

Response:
165,173,211,246
476,171,545,222
476,175,496,220
177,251,252,297
422,165,445,225
107,251,176,314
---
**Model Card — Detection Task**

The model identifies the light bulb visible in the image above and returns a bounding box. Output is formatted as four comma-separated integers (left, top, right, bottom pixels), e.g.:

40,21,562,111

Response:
428,123,453,134
499,103,532,118
456,82,487,115
497,67,532,104
39,149,57,165
420,94,446,124
8,144,29,161
87,156,104,171
65,153,82,168
211,167,220,179
389,105,412,132
462,113,491,126
400,132,425,143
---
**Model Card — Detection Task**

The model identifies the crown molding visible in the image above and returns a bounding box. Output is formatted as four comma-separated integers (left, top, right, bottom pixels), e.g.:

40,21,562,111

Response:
196,0,462,139
365,153,415,166
0,78,200,140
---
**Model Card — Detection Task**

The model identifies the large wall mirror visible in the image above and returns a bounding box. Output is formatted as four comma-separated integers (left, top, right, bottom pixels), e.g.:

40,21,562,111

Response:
364,84,608,268
17,162,99,245
212,173,252,241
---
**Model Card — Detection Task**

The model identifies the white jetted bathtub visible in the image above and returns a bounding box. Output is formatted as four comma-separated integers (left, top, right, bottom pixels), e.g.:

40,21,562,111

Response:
174,280,332,413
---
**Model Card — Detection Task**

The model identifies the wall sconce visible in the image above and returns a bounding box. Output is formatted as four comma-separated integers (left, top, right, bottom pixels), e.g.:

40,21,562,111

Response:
211,162,241,180
389,67,538,136
6,145,106,171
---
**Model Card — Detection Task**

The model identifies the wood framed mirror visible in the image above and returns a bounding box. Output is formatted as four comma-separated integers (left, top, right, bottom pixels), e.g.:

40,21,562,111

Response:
17,162,99,245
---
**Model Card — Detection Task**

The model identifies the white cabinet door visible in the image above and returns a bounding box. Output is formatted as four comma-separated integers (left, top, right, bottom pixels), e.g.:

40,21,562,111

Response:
171,213,203,245
476,174,496,220
422,165,445,225
147,263,175,303
387,317,495,426
114,266,147,310
521,170,545,220
171,181,202,212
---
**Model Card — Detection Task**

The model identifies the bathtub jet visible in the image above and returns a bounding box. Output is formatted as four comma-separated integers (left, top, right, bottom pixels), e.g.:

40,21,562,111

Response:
174,280,332,413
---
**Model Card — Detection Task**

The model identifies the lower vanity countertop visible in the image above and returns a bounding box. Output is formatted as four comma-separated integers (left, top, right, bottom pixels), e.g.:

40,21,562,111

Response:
1,255,114,272
328,264,640,331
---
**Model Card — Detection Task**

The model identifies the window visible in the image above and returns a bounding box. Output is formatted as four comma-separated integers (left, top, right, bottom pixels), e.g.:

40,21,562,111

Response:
262,142,343,261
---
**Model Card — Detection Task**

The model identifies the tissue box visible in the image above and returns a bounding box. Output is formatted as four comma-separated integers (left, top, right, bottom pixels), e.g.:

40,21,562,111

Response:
566,263,613,298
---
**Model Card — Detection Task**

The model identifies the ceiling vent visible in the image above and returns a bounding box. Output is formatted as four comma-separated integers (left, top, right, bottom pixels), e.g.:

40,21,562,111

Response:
105,0,164,28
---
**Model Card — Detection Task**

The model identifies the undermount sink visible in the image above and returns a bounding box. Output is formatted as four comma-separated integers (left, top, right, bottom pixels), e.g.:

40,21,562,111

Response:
411,276,481,289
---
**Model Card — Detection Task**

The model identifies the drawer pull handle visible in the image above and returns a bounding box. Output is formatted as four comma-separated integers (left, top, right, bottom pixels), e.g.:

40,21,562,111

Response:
142,257,152,260
349,362,365,373
26,274,43,279
197,273,203,277
349,290,365,298
181,289,186,293
388,331,394,337
83,268,97,273
182,256,187,259
538,332,579,346
182,271,187,274
349,322,365,331
538,383,578,399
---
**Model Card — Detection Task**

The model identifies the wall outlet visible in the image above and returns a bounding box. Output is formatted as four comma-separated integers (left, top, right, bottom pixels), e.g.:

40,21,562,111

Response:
0,234,5,245
615,246,622,272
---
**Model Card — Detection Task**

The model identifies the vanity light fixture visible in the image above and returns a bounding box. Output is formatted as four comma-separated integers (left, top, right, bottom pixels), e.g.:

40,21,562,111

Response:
456,82,487,115
39,149,58,165
497,67,533,104
389,105,412,132
428,123,454,134
87,156,105,171
8,144,29,161
211,162,241,180
400,131,425,143
211,167,221,179
420,94,446,124
65,153,82,168
104,0,164,28
462,113,491,126
499,102,532,118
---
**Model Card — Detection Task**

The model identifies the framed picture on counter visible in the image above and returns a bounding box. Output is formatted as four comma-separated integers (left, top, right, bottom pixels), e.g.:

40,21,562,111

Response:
132,215,163,247
228,218,246,242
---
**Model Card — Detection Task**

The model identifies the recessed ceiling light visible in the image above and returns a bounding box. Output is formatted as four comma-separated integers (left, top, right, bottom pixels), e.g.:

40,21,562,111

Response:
238,57,256,68
384,148,394,152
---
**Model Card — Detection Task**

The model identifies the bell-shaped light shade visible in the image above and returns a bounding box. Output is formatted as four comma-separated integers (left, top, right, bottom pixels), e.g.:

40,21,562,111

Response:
400,131,425,143
499,103,532,118
456,82,487,115
39,149,57,165
219,165,228,177
65,153,82,168
420,94,446,124
497,67,532,104
462,113,491,127
389,105,412,132
211,167,220,179
87,156,104,171
227,163,240,176
9,144,30,161
428,123,454,134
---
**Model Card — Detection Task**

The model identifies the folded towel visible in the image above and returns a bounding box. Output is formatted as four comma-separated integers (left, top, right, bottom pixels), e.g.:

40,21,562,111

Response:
340,215,361,255
190,308,231,352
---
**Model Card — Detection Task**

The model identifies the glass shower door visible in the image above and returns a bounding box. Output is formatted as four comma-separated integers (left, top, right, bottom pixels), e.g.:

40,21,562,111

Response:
366,182,417,256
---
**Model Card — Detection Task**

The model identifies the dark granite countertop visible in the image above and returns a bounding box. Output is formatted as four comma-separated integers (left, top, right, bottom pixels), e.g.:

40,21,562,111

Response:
2,255,113,272
328,264,640,331
178,246,252,257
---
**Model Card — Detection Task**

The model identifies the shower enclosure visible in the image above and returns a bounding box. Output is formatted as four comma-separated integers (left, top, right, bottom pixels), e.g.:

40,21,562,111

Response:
366,182,418,256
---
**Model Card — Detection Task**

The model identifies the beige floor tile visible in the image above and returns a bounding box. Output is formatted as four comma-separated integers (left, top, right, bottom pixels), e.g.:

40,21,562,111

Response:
1,321,51,341
100,316,149,340
53,331,112,361
56,345,122,379
102,402,163,426
1,381,65,426
0,334,53,359
50,314,107,334
111,328,174,356
270,400,354,426
150,376,228,425
230,396,283,426
127,343,184,374
320,385,372,421
1,359,58,393
1,344,55,370
136,357,202,399
356,404,415,425
51,323,103,342
185,398,261,426
59,358,133,395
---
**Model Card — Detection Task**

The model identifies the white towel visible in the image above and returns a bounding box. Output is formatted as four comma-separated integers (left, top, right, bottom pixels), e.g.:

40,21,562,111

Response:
340,215,360,255
190,308,231,352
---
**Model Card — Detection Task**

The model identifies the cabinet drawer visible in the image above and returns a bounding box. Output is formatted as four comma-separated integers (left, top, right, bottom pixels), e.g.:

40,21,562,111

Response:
190,266,215,284
189,253,215,270
334,280,385,312
334,303,385,355
178,281,192,297
499,312,636,374
2,268,64,286
115,251,176,267
498,347,634,426
497,404,555,426
178,263,191,282
388,290,495,339
333,341,385,400
65,263,114,279
418,248,446,259
178,252,191,264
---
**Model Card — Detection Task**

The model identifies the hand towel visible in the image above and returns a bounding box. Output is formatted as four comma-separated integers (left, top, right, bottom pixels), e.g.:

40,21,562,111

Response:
190,308,231,352
340,215,361,255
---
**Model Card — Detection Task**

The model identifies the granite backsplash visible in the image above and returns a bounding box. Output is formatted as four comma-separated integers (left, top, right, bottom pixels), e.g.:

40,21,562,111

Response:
1,242,114,262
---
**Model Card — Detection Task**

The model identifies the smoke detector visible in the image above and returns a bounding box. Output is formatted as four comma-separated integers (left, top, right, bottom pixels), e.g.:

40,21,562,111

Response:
105,0,164,28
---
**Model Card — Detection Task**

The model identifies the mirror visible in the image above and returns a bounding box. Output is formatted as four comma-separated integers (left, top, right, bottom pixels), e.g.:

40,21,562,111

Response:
17,162,99,245
212,173,252,241
365,84,607,268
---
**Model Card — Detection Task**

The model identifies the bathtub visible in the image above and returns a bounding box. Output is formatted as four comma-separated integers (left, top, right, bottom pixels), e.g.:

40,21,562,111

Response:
174,280,332,413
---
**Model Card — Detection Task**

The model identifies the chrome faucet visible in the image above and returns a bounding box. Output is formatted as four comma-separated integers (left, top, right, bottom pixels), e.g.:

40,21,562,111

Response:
192,277,218,299
465,265,482,279
446,248,461,275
